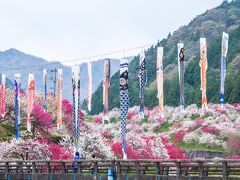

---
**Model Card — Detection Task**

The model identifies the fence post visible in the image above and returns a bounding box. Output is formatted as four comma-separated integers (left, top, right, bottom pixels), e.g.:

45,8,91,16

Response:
155,162,160,175
47,162,51,173
62,162,66,173
116,161,121,175
32,162,36,173
111,160,116,176
222,162,228,180
5,162,9,179
18,162,22,173
115,161,121,180
198,161,204,177
163,166,169,176
111,160,115,170
135,162,140,175
77,162,81,174
175,162,182,178
205,167,209,177
5,162,9,174
94,161,98,175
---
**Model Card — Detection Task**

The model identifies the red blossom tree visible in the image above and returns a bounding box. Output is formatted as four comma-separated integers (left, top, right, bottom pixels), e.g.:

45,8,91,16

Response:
201,126,220,136
62,99,85,134
31,104,53,136
111,142,140,159
174,130,186,143
161,137,188,159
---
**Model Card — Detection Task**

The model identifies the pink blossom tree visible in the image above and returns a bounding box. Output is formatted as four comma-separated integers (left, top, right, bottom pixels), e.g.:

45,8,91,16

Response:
227,133,240,152
0,139,51,160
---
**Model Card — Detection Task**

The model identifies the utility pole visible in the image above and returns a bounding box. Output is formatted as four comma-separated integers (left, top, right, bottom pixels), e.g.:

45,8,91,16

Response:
50,68,57,98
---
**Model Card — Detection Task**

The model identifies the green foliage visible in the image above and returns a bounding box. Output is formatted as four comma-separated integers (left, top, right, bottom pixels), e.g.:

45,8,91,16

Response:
154,122,173,133
0,124,14,137
176,142,225,152
85,116,93,122
110,117,118,124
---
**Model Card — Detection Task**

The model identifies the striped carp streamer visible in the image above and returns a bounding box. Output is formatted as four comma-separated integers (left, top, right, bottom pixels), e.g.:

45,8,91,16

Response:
43,69,47,111
87,62,92,112
0,74,6,117
57,69,63,130
14,74,21,140
177,43,185,110
72,66,80,151
156,47,164,114
199,38,208,109
120,59,129,160
139,52,147,119
27,73,35,132
103,59,110,122
220,32,229,106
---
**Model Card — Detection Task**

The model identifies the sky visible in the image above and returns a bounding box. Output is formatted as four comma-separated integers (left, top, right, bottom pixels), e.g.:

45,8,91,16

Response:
0,0,223,65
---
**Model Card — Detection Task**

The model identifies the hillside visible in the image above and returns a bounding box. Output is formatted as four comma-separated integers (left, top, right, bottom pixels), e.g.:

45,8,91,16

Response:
0,49,121,100
88,0,240,114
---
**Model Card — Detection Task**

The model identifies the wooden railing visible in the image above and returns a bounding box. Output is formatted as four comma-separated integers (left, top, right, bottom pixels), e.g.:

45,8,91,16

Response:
0,159,240,179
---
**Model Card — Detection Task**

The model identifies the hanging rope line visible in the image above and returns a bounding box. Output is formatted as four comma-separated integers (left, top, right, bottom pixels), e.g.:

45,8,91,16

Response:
0,42,158,71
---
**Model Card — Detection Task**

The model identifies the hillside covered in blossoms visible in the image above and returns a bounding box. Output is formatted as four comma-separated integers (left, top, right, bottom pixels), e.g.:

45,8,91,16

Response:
0,90,239,160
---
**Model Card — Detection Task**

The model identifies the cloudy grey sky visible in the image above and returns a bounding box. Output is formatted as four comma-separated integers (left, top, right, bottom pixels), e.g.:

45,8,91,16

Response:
0,0,223,64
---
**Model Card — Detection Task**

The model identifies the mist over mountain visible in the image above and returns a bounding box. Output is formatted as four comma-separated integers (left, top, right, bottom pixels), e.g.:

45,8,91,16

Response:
0,48,125,101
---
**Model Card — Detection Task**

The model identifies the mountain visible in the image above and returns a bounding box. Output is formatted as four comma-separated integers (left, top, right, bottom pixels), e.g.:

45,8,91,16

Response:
0,48,122,101
89,0,240,114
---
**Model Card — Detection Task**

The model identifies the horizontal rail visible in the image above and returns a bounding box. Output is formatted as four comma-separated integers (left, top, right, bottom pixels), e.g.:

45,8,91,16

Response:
1,159,240,163
0,159,239,178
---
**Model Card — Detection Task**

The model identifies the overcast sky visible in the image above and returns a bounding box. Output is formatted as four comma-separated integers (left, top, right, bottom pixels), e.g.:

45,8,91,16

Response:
0,0,223,65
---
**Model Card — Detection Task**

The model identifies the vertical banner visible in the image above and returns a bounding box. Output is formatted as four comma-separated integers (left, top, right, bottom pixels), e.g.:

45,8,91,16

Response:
103,59,110,122
199,38,208,109
0,74,6,117
14,74,20,140
72,66,80,150
177,43,185,110
139,52,147,119
87,62,92,112
57,69,63,130
43,69,47,111
220,32,229,105
27,73,35,132
156,47,164,114
120,59,129,160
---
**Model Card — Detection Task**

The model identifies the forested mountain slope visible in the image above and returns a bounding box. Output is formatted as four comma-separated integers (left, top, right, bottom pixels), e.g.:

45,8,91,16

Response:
88,0,240,114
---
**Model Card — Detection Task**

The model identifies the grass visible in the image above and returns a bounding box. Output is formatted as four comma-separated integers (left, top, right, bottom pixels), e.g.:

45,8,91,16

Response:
85,116,93,122
175,141,226,152
154,122,173,133
0,124,14,137
19,125,27,131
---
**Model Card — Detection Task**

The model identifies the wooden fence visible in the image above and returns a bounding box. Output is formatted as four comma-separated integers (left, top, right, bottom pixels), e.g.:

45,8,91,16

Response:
0,159,240,179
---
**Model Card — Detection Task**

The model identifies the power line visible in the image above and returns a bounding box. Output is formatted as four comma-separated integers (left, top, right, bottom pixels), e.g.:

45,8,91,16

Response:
0,42,157,71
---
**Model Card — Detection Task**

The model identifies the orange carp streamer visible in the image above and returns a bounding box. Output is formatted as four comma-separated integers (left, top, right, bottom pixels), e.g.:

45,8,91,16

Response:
199,38,208,109
57,69,63,129
27,73,35,132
